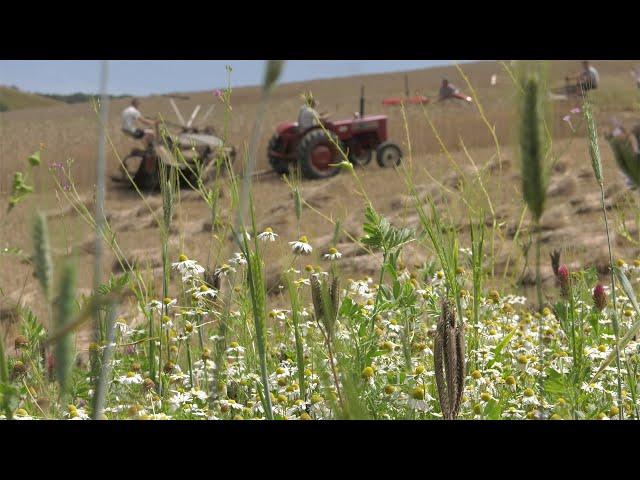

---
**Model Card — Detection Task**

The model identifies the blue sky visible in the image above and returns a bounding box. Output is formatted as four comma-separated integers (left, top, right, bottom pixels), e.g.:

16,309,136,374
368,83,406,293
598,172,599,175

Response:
0,60,476,95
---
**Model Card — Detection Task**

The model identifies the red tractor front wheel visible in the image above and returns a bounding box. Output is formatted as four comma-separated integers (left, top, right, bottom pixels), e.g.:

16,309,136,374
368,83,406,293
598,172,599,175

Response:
297,129,341,180
376,142,402,168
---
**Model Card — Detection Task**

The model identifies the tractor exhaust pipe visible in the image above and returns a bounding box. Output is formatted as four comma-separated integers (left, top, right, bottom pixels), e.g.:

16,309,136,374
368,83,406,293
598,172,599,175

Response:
360,85,365,118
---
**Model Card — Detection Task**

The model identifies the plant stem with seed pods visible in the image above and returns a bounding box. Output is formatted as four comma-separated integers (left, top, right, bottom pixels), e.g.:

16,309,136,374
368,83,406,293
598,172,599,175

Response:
583,97,624,419
92,60,110,384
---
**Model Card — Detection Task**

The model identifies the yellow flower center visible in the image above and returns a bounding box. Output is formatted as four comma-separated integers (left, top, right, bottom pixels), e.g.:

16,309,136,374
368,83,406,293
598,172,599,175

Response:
179,254,188,262
362,366,374,378
299,235,308,243
411,387,425,400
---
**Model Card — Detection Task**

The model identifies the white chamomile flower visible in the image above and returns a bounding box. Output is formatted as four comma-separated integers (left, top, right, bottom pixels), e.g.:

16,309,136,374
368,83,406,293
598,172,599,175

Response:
172,254,205,281
350,279,370,296
229,252,247,266
193,284,218,300
191,388,209,402
323,247,342,260
289,236,313,255
215,263,236,276
407,387,434,411
226,342,246,357
117,372,144,385
258,227,278,242
66,405,90,420
269,309,288,321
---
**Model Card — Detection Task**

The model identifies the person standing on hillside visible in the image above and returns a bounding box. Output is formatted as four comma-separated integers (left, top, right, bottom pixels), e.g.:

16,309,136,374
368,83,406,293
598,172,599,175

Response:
121,98,159,147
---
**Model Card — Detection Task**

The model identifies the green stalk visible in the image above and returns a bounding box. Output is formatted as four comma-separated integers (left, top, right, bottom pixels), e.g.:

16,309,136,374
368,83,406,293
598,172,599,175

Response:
93,60,110,370
286,276,306,400
243,239,273,419
584,97,624,419
0,330,12,419
92,303,116,419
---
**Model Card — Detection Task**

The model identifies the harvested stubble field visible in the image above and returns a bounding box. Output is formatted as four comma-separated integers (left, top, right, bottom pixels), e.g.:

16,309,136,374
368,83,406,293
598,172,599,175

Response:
3,60,640,420
3,61,640,316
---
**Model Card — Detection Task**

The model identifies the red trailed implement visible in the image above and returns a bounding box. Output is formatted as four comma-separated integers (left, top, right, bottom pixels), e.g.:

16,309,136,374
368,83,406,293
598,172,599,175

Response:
382,95,431,106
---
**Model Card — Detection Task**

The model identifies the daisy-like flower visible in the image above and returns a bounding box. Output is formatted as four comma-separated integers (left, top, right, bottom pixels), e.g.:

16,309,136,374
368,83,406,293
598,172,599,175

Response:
169,390,194,412
323,247,342,261
66,405,90,420
226,342,246,359
215,263,236,277
229,252,247,266
147,299,175,314
349,279,371,296
190,388,209,402
13,409,34,420
289,235,313,255
257,227,278,242
172,254,205,281
117,371,144,385
269,309,288,321
192,284,218,300
407,387,434,411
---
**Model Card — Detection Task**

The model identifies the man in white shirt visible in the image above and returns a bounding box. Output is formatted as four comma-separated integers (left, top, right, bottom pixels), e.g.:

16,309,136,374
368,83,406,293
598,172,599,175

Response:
121,98,158,147
575,61,599,93
297,92,326,131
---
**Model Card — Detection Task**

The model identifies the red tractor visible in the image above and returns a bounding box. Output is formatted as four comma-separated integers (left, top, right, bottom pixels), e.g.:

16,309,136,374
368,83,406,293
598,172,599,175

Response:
267,90,403,179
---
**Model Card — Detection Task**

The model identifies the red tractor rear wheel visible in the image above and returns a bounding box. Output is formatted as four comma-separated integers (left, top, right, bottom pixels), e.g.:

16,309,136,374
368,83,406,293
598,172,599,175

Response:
132,153,161,190
297,129,341,180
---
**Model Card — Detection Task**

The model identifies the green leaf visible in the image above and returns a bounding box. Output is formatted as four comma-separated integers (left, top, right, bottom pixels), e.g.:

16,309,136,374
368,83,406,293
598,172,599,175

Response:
486,329,516,369
544,369,566,396
28,151,41,167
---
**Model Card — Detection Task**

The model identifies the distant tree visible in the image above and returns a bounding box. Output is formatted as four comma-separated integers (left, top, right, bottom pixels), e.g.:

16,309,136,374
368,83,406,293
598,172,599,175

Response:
0,102,8,112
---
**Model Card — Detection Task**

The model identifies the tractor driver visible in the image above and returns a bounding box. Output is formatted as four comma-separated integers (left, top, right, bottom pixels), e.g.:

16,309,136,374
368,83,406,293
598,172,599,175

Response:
298,92,326,131
567,61,599,94
121,98,159,147
438,78,460,102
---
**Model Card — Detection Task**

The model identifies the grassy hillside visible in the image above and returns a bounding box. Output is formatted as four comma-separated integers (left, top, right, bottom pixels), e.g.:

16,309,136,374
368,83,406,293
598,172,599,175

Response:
0,86,63,111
